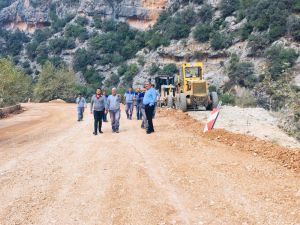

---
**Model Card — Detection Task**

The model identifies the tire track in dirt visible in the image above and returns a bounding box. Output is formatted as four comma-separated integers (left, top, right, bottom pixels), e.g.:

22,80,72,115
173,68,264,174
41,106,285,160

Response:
0,103,299,225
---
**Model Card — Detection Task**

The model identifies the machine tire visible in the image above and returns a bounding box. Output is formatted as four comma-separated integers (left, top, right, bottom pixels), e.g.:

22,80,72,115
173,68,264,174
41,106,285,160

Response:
179,93,187,112
211,92,219,109
175,95,180,109
167,95,173,108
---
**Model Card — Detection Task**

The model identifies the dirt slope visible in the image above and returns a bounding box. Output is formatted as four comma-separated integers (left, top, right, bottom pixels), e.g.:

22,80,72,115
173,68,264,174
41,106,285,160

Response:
188,106,300,149
0,103,299,225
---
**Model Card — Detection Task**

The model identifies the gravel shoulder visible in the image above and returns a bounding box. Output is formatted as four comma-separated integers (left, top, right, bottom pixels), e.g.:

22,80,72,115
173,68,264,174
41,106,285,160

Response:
189,105,300,149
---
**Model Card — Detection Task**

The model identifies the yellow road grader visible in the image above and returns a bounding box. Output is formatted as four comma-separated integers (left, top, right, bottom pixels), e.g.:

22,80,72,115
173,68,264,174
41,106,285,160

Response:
156,62,218,111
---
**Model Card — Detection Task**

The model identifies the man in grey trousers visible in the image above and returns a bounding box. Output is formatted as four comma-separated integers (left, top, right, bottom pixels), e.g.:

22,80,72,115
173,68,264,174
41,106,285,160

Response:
76,93,86,121
91,87,107,135
106,88,121,133
124,87,135,120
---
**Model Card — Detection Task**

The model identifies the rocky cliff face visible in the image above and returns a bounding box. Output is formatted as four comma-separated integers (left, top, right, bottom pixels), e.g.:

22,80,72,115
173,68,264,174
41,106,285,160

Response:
0,0,50,33
0,0,169,33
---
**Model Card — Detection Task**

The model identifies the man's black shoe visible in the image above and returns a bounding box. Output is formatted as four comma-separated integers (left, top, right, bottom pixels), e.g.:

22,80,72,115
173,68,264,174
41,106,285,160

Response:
93,132,98,135
115,130,119,133
99,130,103,134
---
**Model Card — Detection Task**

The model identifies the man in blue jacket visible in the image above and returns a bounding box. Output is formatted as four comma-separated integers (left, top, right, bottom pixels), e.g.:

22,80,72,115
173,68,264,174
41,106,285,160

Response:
135,87,143,120
76,93,86,122
143,82,157,134
124,87,135,120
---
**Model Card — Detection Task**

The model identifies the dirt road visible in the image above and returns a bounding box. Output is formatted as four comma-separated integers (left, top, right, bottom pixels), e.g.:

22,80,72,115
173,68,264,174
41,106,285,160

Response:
0,103,299,225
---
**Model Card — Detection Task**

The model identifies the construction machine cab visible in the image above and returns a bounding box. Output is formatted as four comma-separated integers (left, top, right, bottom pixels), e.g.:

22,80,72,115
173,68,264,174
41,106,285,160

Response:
155,75,176,97
179,62,208,97
155,75,176,107
175,62,218,111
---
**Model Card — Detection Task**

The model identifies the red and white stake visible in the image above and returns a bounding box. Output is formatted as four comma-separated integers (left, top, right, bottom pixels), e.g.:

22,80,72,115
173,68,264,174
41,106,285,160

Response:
203,102,222,133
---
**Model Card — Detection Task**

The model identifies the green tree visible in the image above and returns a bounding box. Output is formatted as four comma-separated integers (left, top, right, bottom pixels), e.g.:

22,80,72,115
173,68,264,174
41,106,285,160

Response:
34,62,77,102
160,64,178,76
0,58,31,107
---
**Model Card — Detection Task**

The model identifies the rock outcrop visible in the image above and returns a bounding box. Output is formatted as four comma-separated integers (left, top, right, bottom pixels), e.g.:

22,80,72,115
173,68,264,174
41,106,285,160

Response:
0,0,169,33
0,0,50,33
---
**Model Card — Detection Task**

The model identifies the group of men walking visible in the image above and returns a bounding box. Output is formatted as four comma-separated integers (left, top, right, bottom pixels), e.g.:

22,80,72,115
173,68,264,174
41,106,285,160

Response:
76,82,157,135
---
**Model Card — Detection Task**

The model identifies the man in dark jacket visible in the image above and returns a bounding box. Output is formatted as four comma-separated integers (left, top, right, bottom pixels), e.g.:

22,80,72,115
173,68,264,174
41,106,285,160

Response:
135,87,143,120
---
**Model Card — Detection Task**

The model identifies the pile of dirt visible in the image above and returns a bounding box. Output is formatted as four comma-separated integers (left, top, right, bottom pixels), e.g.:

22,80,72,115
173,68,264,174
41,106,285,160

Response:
48,99,66,103
158,108,300,172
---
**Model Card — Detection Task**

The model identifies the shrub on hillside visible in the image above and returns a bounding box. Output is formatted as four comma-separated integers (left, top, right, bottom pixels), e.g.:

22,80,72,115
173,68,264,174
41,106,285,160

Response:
227,54,257,88
26,41,39,59
47,56,66,68
0,58,31,107
76,16,89,26
198,4,213,23
0,0,12,10
239,23,253,40
146,32,170,50
287,16,300,42
49,37,76,54
103,73,120,88
83,69,102,84
123,63,139,84
264,45,298,79
35,42,49,65
147,7,197,48
65,24,87,39
220,0,240,17
210,32,232,50
0,29,29,57
73,48,96,73
234,87,257,107
149,63,160,75
220,93,235,105
160,64,178,76
33,28,52,43
193,24,212,43
137,56,146,66
244,0,289,40
247,33,271,57
293,0,300,12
